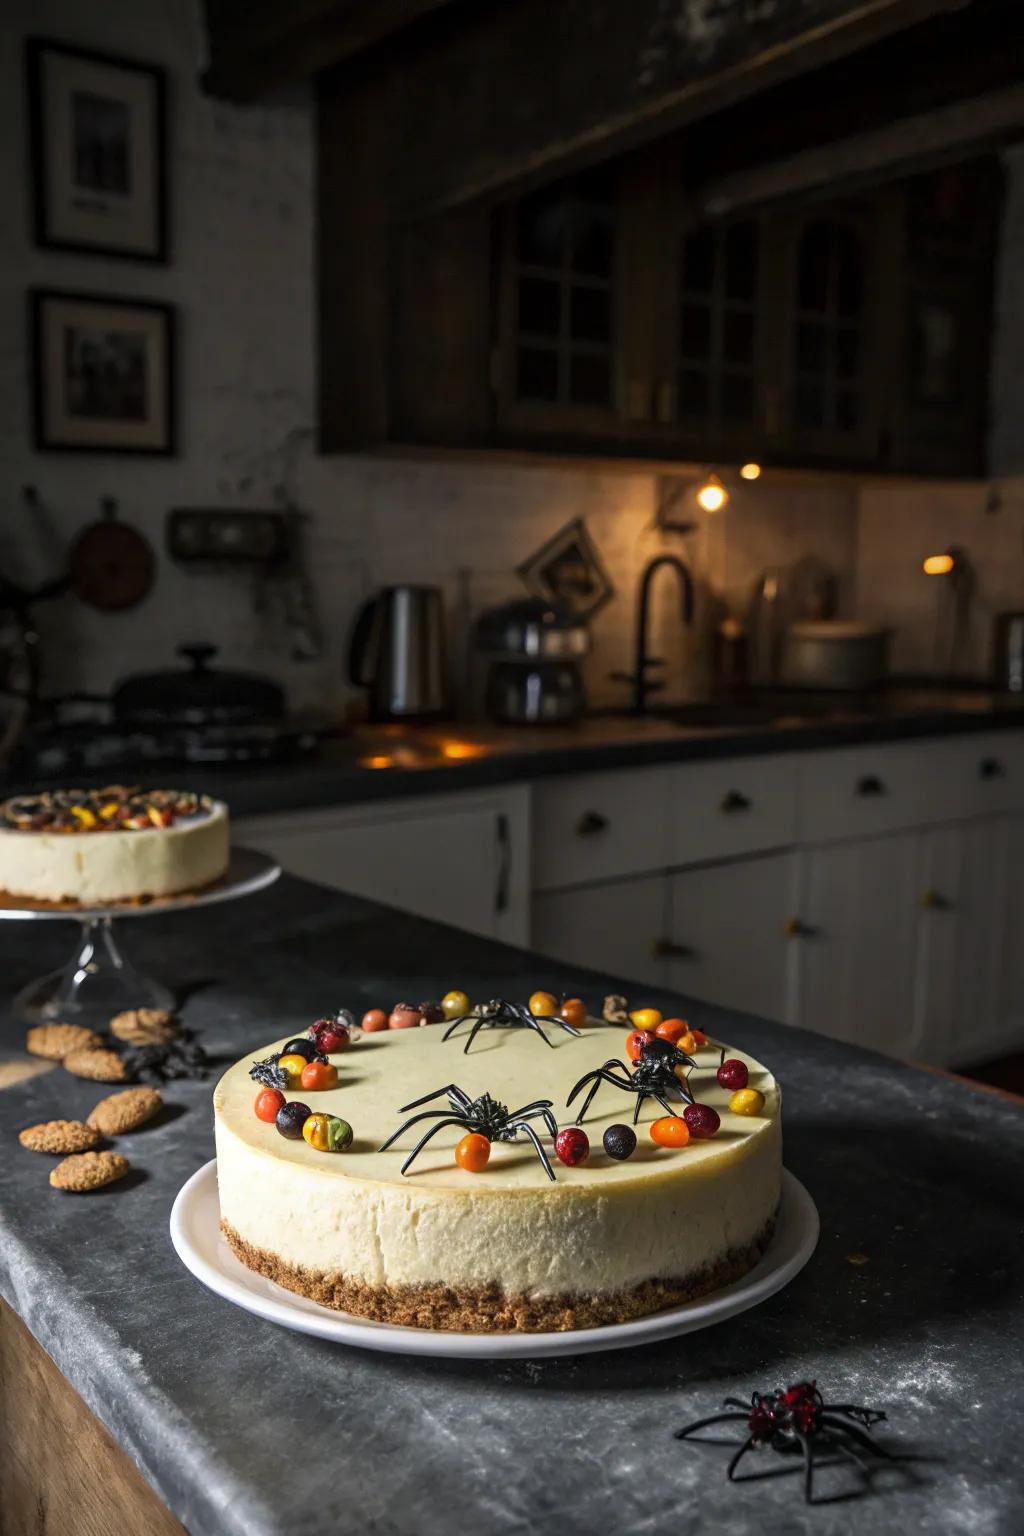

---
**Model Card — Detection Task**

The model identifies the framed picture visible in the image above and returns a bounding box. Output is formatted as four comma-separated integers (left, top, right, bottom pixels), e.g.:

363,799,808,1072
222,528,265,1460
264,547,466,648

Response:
27,38,167,262
31,289,176,455
517,517,615,621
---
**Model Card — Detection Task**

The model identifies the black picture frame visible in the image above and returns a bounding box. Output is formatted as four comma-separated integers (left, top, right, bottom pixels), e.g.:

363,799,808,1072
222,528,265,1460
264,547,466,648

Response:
26,37,168,263
517,517,615,621
31,288,177,456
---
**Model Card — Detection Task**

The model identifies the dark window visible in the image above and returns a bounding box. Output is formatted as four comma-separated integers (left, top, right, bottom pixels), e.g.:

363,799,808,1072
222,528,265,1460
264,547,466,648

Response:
676,219,758,430
794,217,866,435
517,348,559,402
518,278,560,339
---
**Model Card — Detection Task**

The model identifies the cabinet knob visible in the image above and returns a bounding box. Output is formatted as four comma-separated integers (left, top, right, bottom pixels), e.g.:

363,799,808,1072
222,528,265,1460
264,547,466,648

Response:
651,937,695,960
719,789,751,814
575,810,609,838
979,758,1005,780
921,889,950,911
856,775,886,798
784,917,811,939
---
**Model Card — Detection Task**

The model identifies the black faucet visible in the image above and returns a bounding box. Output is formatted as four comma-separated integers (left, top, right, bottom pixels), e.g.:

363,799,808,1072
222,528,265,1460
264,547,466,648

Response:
612,555,695,714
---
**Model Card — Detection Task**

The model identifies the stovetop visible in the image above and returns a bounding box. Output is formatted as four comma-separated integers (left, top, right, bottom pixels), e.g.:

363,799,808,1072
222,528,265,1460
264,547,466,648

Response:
14,714,325,775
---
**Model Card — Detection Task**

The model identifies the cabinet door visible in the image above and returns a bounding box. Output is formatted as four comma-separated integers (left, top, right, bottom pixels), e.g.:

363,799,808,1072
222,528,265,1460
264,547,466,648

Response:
664,854,799,1024
794,833,920,1055
915,821,1008,1067
235,789,529,945
531,875,669,990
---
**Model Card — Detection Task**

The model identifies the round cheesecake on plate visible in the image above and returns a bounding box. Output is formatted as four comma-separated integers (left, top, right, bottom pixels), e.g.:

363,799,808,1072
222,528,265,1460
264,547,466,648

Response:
0,787,230,906
215,1018,781,1332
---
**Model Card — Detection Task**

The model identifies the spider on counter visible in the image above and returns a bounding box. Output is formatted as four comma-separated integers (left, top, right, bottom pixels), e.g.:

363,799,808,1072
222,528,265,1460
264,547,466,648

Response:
566,1034,695,1124
442,997,580,1054
378,1083,559,1180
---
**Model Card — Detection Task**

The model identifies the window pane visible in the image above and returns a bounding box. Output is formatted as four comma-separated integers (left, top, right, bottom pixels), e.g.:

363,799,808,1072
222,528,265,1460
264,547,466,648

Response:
836,228,864,317
569,351,610,405
723,309,755,365
570,285,610,343
570,207,613,277
517,347,559,401
836,389,860,431
797,321,827,374
517,191,568,269
725,222,758,301
681,302,712,359
798,221,831,312
721,372,754,421
836,326,860,380
683,228,715,294
518,278,561,338
796,378,824,427
679,368,710,416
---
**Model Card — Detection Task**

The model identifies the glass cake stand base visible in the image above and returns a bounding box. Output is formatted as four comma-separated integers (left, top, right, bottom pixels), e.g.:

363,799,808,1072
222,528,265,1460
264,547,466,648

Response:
3,847,280,1027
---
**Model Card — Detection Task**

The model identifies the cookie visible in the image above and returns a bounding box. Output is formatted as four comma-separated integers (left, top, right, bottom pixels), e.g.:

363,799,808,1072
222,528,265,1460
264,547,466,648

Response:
49,1150,129,1192
109,1007,180,1046
87,1086,162,1135
63,1048,130,1083
26,1023,103,1060
19,1119,101,1154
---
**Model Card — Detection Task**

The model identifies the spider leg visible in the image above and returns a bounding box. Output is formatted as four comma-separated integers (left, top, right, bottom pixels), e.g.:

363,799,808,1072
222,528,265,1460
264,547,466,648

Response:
675,1412,751,1439
826,1406,887,1426
512,1121,556,1182
509,1103,559,1139
461,1013,492,1054
653,1092,677,1116
723,1398,752,1410
378,1108,458,1152
399,1117,472,1175
566,1060,628,1104
397,1084,470,1114
818,1416,893,1459
726,1438,756,1481
525,1013,555,1048
441,1013,472,1042
824,1433,870,1478
797,1432,815,1504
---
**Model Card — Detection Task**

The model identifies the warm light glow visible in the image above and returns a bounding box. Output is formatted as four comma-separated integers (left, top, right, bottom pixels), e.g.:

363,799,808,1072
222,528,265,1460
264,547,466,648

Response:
739,462,762,481
923,553,955,575
696,473,728,513
361,753,394,769
439,739,485,761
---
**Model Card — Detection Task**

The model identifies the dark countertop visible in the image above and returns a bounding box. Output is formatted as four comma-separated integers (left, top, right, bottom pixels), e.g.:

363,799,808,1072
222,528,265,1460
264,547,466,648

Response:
1,875,1023,1536
10,687,1024,819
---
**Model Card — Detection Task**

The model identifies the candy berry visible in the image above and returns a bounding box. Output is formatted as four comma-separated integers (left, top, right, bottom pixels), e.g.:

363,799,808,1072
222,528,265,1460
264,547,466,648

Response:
555,1127,590,1167
326,1116,353,1152
717,1058,749,1091
683,1103,721,1139
559,997,587,1030
730,1088,766,1117
275,1101,312,1139
302,1112,331,1151
603,1124,637,1161
418,1001,445,1024
388,1003,422,1030
650,1116,690,1148
529,990,557,1016
254,1087,285,1123
300,1060,338,1092
281,1038,318,1063
455,1132,491,1171
690,1029,709,1048
629,1007,662,1031
626,1028,654,1063
441,990,470,1020
655,1018,689,1044
277,1052,310,1087
311,1019,350,1053
361,1008,389,1032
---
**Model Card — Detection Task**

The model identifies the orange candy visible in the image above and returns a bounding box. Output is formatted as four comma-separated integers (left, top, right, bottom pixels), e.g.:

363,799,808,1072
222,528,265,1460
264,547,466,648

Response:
626,1029,654,1063
559,997,587,1030
361,1009,388,1032
650,1116,691,1148
529,991,558,1016
677,1031,699,1055
301,1060,338,1092
455,1132,491,1172
690,1028,709,1048
655,1018,689,1044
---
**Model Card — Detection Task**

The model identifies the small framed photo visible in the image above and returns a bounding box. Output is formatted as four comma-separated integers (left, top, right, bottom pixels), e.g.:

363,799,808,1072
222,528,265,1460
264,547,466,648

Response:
31,289,176,455
27,38,167,262
517,517,615,621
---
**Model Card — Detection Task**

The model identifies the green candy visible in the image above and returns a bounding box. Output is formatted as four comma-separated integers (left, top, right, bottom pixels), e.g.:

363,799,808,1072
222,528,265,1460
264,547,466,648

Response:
326,1116,353,1152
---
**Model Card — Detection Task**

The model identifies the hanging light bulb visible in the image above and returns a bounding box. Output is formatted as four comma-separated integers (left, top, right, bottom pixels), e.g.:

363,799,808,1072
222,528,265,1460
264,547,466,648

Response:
739,462,762,481
696,472,728,513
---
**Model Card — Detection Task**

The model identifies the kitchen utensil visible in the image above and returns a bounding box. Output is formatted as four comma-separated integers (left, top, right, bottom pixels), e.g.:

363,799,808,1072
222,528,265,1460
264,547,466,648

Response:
69,497,155,611
348,586,447,722
171,1161,817,1360
781,621,890,691
993,611,1024,693
112,643,285,724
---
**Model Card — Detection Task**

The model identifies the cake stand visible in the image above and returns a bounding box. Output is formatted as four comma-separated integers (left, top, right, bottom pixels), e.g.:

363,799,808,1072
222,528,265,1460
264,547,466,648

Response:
2,847,280,1026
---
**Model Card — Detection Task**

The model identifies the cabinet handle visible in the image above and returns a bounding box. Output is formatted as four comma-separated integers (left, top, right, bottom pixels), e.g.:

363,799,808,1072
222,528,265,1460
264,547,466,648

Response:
494,813,510,913
719,789,751,814
921,889,950,911
979,758,1005,780
651,937,695,960
575,810,609,837
856,775,886,797
784,917,813,939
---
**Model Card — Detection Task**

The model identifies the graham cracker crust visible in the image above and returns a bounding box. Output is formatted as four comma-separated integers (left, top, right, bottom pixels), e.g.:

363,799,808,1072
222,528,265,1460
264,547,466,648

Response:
221,1213,777,1333
0,874,226,912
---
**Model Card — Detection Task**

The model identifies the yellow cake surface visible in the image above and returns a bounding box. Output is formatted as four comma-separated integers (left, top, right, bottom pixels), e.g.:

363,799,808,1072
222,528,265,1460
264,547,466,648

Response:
215,1019,782,1331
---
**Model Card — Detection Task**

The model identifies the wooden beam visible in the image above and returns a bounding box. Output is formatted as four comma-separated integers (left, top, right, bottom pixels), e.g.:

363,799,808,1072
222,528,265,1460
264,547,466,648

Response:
696,84,1024,216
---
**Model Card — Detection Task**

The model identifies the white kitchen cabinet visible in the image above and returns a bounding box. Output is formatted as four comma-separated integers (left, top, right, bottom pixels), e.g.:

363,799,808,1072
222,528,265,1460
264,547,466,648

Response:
531,874,669,989
234,786,530,945
793,833,921,1055
664,853,799,1023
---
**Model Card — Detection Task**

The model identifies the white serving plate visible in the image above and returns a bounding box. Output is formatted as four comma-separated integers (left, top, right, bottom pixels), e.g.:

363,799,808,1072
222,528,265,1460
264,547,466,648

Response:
170,1161,818,1360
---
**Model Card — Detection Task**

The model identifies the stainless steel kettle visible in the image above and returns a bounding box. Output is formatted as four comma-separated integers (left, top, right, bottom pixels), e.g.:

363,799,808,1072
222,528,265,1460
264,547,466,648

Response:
348,585,448,721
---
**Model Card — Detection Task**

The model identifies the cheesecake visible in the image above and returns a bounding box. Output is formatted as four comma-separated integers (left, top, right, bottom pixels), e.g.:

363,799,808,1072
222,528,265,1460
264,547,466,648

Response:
0,788,229,906
215,1019,782,1332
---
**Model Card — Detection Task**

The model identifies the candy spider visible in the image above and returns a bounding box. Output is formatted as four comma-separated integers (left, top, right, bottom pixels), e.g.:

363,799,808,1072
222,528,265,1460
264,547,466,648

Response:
566,1034,696,1124
442,997,580,1054
378,1083,559,1180
675,1381,893,1504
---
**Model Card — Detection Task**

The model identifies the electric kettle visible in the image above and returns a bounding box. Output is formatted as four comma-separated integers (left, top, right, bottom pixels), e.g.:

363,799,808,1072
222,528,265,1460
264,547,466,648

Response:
348,585,448,721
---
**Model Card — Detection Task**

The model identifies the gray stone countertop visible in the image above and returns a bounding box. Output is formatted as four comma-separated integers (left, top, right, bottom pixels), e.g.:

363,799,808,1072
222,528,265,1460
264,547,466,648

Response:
1,875,1022,1535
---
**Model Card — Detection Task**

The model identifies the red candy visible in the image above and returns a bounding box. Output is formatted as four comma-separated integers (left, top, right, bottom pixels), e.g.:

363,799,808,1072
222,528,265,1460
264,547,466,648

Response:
683,1103,721,1139
312,1022,350,1053
254,1087,285,1123
717,1058,749,1091
625,1029,654,1063
554,1127,590,1167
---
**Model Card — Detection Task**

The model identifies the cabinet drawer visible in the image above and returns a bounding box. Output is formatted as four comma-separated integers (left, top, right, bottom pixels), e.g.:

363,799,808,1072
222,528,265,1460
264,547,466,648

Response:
950,731,1024,819
668,755,797,865
531,875,669,988
531,767,670,891
797,741,963,842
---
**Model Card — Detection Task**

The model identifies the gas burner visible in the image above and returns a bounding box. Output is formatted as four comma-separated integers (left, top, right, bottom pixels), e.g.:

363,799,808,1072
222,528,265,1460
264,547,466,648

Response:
17,717,322,774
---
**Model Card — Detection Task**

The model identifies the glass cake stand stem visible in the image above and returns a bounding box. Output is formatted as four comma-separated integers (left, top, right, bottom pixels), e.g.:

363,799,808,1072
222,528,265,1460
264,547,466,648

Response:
13,916,177,1026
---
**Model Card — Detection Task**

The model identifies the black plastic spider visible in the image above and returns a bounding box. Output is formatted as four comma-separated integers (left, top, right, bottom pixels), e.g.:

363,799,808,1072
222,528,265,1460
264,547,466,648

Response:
378,1083,559,1180
675,1381,893,1504
442,997,581,1054
566,1034,695,1124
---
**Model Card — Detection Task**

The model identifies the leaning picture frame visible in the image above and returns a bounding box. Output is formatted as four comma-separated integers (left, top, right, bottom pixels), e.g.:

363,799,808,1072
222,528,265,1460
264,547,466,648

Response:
26,37,168,262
